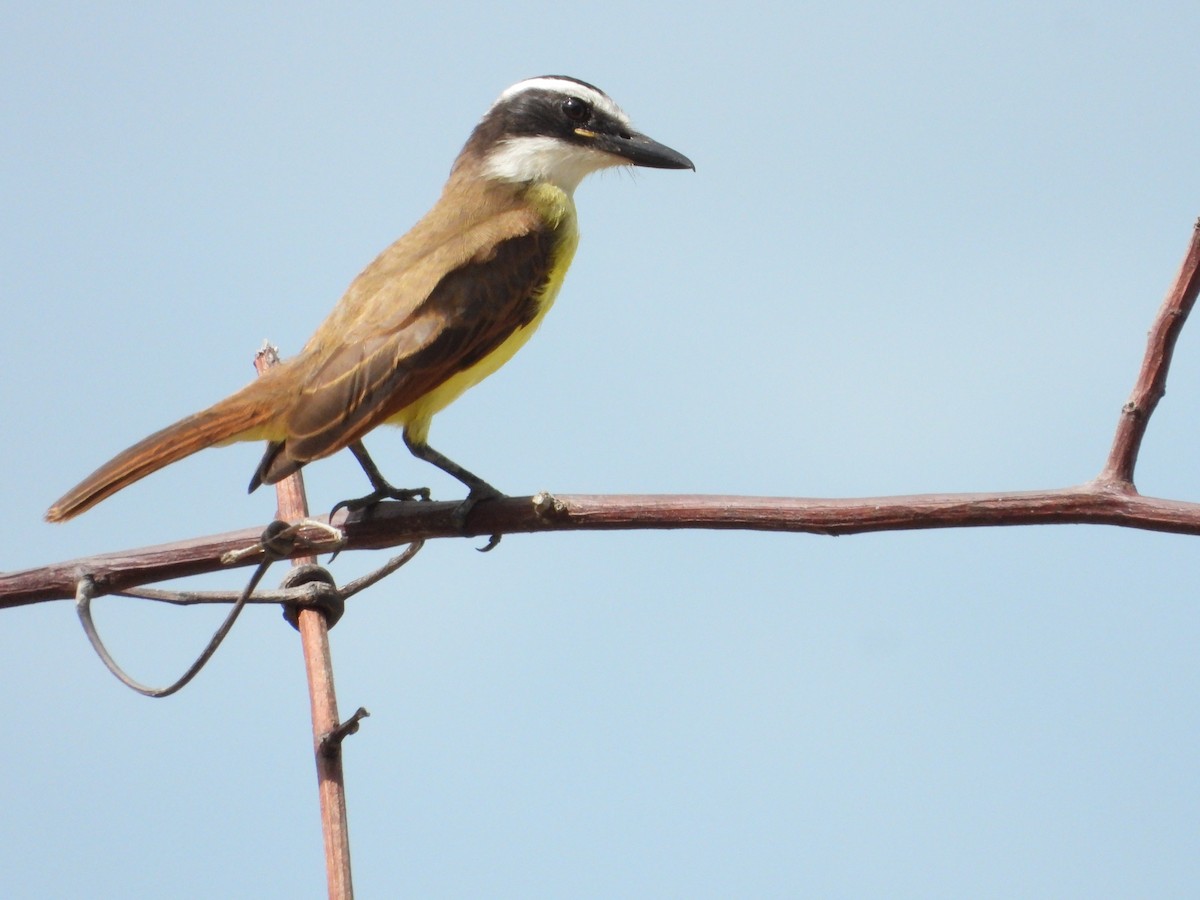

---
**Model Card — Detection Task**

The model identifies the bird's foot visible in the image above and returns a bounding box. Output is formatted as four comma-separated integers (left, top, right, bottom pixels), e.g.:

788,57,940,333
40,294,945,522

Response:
329,483,431,524
453,484,505,552
326,483,431,562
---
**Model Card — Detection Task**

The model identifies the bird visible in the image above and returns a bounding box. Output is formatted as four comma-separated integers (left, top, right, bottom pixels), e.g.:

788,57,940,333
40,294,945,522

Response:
46,75,693,524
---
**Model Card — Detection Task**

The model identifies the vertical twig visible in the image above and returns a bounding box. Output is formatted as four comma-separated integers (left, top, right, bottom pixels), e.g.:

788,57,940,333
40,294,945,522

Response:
1098,219,1200,487
255,345,355,899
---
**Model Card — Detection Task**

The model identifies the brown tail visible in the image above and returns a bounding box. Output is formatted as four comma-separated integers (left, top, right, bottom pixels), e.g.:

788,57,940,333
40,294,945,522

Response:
46,383,280,522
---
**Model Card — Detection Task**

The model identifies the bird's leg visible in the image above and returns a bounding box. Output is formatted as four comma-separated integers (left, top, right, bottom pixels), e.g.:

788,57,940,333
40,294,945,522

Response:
328,441,431,522
404,433,503,549
403,434,502,517
351,442,430,501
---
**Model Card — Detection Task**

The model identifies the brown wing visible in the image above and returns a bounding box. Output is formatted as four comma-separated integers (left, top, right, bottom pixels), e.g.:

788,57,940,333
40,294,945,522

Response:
253,225,555,485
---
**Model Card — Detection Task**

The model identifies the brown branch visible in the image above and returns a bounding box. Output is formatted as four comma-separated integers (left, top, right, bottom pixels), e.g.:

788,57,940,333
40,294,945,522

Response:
256,346,356,900
6,486,1200,610
4,220,1200,612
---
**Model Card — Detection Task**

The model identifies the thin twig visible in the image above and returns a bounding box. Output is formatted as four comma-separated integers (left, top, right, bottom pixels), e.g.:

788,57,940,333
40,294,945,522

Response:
75,547,274,697
112,544,422,606
1099,218,1200,486
321,707,372,758
114,583,334,606
339,541,425,600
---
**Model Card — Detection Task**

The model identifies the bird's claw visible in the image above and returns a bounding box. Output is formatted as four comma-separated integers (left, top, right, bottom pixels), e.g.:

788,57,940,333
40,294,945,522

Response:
330,485,431,523
326,484,431,561
451,486,504,552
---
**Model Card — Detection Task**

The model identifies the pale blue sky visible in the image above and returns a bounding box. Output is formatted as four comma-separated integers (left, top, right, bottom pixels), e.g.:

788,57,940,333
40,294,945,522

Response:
4,2,1200,897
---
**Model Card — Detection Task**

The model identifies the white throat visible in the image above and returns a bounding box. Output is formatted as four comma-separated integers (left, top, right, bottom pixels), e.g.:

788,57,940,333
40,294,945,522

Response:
482,136,623,193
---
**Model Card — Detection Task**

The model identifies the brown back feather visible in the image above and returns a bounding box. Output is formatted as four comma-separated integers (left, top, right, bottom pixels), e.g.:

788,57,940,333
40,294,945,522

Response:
253,218,554,485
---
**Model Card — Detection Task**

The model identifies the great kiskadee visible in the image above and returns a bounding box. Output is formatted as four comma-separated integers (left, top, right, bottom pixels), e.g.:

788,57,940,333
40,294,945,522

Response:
46,76,693,523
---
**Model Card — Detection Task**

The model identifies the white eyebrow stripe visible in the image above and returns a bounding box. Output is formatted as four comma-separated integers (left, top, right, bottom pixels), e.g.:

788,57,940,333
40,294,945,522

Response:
493,77,631,127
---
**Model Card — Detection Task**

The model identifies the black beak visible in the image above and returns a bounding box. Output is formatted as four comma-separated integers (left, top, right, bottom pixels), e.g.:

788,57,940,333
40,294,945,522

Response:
584,128,695,170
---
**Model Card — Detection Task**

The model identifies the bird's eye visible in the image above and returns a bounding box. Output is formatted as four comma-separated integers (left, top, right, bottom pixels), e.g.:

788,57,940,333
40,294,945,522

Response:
562,97,590,123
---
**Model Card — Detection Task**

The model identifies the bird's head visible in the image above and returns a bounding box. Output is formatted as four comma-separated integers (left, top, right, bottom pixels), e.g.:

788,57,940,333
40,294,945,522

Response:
460,75,694,193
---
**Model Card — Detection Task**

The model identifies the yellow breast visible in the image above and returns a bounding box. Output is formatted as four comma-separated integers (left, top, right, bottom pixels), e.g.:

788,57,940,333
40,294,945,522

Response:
392,184,580,444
